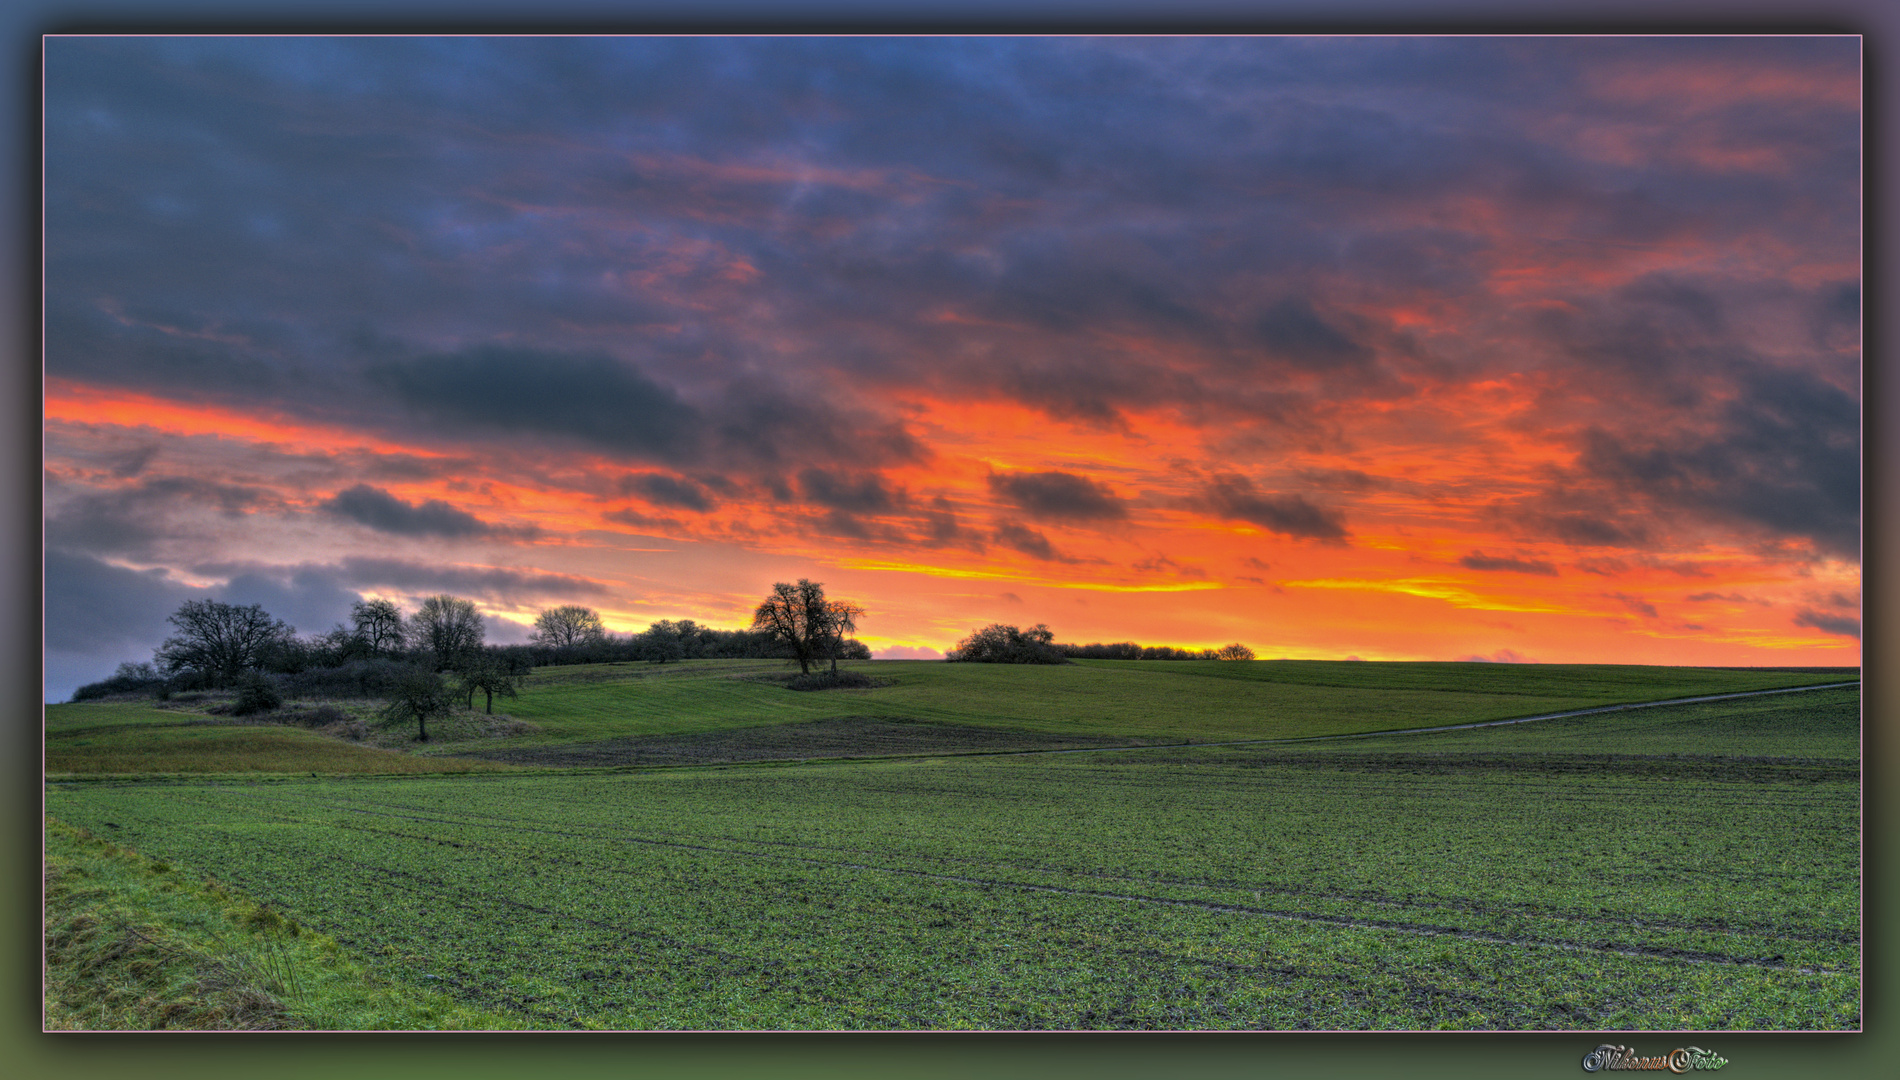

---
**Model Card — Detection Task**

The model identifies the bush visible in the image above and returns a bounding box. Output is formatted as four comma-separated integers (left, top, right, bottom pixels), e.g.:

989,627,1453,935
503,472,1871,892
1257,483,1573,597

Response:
275,705,350,728
784,670,878,691
232,672,283,716
71,662,165,702
947,624,1070,664
277,659,423,701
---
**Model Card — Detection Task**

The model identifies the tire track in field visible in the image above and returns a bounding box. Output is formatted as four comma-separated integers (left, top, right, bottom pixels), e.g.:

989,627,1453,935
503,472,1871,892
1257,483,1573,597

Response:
237,790,1848,976
237,781,1858,948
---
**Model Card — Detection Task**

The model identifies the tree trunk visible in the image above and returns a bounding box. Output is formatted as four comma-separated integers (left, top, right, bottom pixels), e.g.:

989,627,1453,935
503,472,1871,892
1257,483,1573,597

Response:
418,713,428,742
484,688,493,714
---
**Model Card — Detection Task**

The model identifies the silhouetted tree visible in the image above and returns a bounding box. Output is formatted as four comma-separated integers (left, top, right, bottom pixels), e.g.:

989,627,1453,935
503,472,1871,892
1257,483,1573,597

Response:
457,655,519,714
154,600,295,688
635,622,686,664
751,579,863,675
351,598,406,656
532,605,609,648
1216,643,1256,661
410,595,484,670
383,666,453,741
948,623,1069,664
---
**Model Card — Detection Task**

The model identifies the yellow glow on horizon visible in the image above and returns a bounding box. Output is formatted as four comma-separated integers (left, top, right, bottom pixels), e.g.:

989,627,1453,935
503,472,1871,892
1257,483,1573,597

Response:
1285,577,1574,615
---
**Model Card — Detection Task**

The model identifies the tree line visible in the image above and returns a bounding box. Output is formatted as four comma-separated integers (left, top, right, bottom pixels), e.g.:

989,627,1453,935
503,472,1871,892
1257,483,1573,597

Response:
946,623,1255,664
72,583,874,707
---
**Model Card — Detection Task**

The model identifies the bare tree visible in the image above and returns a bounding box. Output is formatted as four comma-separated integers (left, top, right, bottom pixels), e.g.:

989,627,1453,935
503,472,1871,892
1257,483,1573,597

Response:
751,579,862,675
350,598,406,656
409,595,484,670
382,667,453,741
810,592,862,675
153,600,295,687
1215,643,1256,661
532,605,608,648
457,655,519,714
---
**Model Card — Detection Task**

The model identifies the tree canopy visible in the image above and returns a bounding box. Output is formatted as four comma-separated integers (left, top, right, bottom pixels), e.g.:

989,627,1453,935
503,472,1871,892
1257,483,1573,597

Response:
410,594,485,669
153,600,295,687
532,605,609,649
350,598,406,656
750,579,864,675
947,623,1070,664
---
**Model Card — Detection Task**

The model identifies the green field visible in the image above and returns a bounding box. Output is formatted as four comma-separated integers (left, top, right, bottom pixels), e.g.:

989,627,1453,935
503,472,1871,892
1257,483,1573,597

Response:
475,657,1850,754
43,662,1859,1031
46,701,519,777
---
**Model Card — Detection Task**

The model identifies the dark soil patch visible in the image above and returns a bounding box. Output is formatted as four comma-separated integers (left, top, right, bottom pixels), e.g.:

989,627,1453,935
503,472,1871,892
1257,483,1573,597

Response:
452,717,1158,767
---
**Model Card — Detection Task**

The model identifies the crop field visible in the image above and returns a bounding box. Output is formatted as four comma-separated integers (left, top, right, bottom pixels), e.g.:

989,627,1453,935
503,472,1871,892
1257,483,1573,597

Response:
44,676,1859,1031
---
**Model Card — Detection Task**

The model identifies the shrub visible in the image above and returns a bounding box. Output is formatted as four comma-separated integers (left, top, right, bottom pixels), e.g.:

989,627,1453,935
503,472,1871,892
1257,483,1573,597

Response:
784,670,878,691
277,659,422,700
71,662,165,702
232,671,283,716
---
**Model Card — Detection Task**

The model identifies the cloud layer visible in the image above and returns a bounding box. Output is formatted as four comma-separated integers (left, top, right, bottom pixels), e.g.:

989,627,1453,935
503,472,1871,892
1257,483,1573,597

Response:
42,36,1861,698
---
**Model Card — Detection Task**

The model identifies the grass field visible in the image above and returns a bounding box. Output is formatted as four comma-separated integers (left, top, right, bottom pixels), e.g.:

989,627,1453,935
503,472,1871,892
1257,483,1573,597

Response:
480,657,1850,756
43,665,1859,1031
45,700,519,777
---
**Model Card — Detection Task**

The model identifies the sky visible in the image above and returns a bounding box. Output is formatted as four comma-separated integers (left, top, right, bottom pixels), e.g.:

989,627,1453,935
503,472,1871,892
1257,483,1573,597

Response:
42,34,1862,701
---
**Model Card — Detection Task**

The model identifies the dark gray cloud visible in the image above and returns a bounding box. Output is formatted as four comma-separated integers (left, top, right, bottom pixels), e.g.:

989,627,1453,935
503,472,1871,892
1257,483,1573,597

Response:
372,346,703,462
1249,298,1373,371
1603,592,1659,619
1686,591,1769,605
1570,365,1859,559
211,565,365,637
993,520,1067,562
987,470,1126,522
798,468,903,514
44,549,202,702
336,557,608,601
1794,608,1860,639
321,484,498,538
44,548,196,657
1499,500,1653,550
45,476,274,560
1459,551,1558,576
621,473,712,512
918,496,969,548
1196,475,1348,543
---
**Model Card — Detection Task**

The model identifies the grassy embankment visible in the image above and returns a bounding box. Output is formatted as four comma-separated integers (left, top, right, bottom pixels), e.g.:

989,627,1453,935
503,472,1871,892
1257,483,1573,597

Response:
45,701,523,778
44,818,524,1029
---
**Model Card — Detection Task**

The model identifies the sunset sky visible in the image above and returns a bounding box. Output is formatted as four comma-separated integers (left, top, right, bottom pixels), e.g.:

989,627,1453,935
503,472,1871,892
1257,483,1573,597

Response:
42,35,1861,700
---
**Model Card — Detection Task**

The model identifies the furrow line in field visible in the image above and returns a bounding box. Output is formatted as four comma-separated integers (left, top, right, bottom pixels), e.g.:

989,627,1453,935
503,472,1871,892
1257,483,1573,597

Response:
204,789,1854,957
290,804,1846,972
